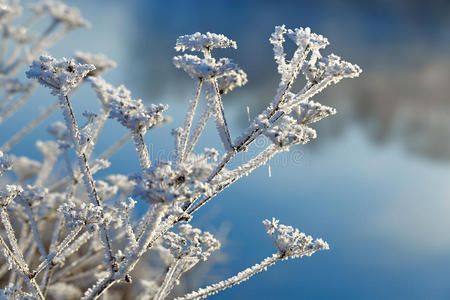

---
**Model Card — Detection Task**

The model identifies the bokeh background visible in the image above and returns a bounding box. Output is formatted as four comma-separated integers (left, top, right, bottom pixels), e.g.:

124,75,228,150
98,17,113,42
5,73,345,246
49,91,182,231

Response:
3,0,450,299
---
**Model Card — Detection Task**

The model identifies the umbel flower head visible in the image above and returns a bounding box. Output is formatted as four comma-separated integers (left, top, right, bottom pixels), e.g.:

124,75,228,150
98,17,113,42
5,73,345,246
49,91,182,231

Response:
175,32,237,55
30,1,90,29
263,218,329,259
174,31,247,86
173,55,241,80
264,116,317,147
132,159,211,205
26,54,95,96
163,224,220,261
0,185,23,207
59,200,105,232
108,93,167,134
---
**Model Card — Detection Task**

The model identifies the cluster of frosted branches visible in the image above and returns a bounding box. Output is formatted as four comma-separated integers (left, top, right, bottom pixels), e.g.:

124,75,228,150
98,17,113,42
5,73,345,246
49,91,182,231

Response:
177,219,329,300
0,1,361,299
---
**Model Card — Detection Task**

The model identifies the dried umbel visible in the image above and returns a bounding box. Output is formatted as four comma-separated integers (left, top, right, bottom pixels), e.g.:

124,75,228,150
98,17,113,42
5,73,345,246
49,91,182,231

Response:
30,1,90,29
0,1,361,298
25,54,95,96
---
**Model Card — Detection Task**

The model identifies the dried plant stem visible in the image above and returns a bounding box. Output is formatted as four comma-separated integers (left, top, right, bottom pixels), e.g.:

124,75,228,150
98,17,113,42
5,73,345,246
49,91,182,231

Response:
58,94,116,273
132,131,151,177
0,208,44,299
185,104,213,157
154,258,183,300
178,79,203,164
207,80,233,152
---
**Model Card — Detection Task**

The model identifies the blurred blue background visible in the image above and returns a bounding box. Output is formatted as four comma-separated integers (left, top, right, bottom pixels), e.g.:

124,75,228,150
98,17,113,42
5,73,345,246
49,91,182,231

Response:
3,0,450,299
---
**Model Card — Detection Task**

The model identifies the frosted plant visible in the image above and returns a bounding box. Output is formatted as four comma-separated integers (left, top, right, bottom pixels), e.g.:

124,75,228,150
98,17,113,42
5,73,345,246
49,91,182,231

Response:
0,1,361,299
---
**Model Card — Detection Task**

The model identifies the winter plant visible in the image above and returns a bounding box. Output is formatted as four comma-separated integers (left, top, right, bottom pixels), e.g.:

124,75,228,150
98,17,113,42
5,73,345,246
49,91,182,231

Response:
0,1,361,299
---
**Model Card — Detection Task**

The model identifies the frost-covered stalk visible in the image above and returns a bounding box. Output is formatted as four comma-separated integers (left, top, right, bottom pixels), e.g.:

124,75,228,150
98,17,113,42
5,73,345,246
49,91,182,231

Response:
205,80,233,152
132,132,151,177
184,104,213,157
177,79,203,164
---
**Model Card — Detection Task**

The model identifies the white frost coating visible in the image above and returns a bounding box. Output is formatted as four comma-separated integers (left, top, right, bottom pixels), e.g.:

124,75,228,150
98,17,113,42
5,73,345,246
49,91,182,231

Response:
26,54,95,96
269,25,288,77
30,1,91,29
175,32,237,54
